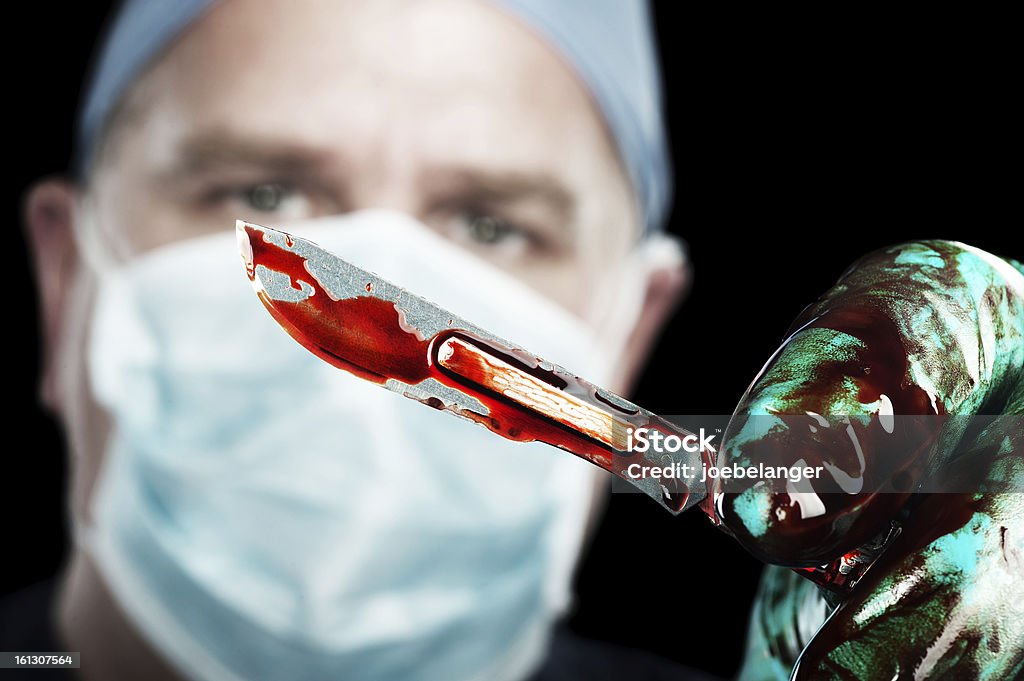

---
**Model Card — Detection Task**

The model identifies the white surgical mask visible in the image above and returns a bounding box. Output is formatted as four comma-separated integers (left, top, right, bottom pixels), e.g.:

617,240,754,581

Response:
76,210,661,681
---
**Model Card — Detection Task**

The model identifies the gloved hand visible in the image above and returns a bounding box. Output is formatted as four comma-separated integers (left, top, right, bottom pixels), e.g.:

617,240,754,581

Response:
713,241,1024,680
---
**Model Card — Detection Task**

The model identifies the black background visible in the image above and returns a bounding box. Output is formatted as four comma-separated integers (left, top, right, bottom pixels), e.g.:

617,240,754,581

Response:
4,4,1017,678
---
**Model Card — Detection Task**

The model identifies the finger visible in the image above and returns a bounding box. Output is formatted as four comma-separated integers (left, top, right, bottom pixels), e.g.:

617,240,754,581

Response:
737,566,829,681
793,432,1024,680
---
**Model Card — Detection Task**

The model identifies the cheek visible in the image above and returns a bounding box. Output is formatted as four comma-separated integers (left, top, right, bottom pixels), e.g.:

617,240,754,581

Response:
499,253,616,320
565,190,640,316
517,194,636,317
524,262,592,316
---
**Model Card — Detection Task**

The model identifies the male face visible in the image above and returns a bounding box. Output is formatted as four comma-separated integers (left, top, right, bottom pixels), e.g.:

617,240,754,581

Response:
25,0,684,664
91,0,638,304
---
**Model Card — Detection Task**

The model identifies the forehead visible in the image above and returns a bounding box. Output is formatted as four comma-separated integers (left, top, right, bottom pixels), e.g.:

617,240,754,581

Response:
124,0,619,184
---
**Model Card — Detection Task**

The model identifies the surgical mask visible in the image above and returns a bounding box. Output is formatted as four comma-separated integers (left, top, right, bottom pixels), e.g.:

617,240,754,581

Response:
76,210,670,681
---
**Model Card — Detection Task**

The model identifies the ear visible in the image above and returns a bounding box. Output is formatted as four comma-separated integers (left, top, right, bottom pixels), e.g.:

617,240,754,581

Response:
23,177,81,413
613,243,691,394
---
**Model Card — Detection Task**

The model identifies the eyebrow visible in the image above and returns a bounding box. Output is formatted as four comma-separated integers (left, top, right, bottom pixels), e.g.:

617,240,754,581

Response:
430,167,575,222
161,132,335,177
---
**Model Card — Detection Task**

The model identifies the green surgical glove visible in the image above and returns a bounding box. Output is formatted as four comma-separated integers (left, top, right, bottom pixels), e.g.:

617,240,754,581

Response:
717,241,1024,680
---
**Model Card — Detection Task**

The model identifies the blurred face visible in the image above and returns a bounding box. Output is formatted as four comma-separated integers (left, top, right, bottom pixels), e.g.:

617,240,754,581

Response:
29,0,684,525
88,0,637,311
23,5,687,675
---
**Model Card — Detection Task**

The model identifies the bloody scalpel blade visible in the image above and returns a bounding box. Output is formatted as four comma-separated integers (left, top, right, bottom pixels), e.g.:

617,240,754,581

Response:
237,219,710,514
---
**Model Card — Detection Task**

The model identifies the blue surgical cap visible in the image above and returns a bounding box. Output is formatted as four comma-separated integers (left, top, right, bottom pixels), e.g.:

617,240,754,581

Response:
77,0,672,233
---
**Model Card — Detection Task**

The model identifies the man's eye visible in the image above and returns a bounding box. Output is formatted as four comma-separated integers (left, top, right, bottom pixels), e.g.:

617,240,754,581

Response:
244,183,290,212
466,214,518,244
